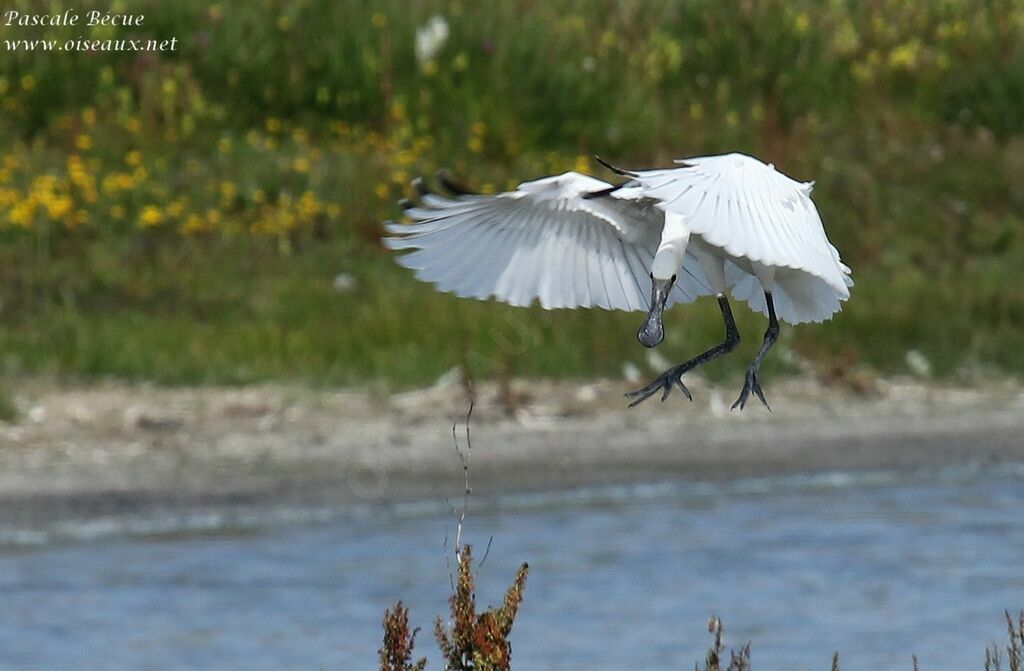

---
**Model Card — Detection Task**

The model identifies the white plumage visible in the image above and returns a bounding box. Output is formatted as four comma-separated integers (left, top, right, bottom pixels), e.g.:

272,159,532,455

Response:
384,152,853,410
384,153,851,324
385,172,711,312
626,154,852,324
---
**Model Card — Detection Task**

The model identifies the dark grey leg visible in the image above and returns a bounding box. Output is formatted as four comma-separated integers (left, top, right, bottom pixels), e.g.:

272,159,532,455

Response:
732,291,780,411
625,294,741,407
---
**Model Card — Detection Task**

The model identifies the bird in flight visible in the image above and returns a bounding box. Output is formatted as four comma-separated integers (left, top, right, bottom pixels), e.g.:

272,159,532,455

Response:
383,153,852,410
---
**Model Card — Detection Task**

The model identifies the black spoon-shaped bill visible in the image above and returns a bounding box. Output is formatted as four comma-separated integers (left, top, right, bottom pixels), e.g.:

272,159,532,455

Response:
637,275,675,348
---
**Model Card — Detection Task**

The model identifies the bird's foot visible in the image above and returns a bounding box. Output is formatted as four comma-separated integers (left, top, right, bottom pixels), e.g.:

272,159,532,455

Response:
731,368,771,411
625,366,693,408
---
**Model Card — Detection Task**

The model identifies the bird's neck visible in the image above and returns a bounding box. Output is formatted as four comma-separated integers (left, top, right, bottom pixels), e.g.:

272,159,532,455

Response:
651,212,691,280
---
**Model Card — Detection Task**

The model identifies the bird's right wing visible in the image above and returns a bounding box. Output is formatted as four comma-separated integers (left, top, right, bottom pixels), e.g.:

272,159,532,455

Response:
383,172,709,311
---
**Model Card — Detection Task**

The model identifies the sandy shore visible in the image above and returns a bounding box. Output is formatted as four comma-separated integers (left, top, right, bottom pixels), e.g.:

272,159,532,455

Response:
1,375,1023,523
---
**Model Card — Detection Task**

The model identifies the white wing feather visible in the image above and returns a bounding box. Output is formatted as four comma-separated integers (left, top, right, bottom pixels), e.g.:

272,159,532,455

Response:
384,172,710,311
632,153,851,298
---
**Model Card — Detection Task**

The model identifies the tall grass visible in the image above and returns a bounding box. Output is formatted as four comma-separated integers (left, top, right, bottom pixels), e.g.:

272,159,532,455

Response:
1,0,1023,387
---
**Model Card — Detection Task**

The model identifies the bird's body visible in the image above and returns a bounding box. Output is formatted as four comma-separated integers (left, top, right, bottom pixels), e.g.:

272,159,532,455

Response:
384,152,852,409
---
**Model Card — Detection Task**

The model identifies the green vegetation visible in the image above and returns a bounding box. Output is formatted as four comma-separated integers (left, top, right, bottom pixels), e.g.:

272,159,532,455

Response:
0,384,16,421
1,0,1023,388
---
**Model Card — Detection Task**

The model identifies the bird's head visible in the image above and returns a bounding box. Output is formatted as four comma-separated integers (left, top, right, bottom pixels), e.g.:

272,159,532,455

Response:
637,273,674,348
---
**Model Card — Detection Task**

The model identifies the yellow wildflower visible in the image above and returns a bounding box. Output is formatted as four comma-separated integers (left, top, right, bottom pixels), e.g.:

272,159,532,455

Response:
181,213,207,235
168,198,187,218
139,205,164,228
889,40,921,69
9,199,36,228
76,134,93,151
220,181,238,203
298,191,321,218
45,195,73,221
794,12,810,34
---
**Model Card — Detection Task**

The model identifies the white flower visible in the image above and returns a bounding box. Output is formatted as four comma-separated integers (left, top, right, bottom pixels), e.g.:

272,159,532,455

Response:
415,15,449,64
332,272,357,292
905,349,931,378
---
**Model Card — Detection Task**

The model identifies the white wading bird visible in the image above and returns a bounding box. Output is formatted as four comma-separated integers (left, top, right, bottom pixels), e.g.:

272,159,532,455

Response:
383,153,852,410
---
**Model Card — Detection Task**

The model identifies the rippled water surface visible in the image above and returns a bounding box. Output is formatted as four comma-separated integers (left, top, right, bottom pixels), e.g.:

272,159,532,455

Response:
1,464,1022,670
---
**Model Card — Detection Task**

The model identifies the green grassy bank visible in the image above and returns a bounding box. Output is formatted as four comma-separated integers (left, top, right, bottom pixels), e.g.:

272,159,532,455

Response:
1,0,1022,389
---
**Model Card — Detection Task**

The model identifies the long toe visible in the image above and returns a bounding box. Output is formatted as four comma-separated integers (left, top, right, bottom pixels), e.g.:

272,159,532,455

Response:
626,368,694,407
731,384,749,411
673,377,693,401
751,374,771,411
624,380,663,407
731,370,771,411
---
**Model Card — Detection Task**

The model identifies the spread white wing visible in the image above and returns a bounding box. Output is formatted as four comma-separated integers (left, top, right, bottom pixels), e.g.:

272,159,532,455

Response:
630,154,852,299
383,172,710,311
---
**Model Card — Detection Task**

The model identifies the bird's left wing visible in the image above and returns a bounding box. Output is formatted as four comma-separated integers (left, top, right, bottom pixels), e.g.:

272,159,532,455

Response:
628,153,852,297
383,172,708,311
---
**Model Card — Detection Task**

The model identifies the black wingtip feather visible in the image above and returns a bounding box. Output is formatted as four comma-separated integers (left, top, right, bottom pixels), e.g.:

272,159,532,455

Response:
582,184,624,200
436,170,476,196
411,177,430,196
594,155,637,177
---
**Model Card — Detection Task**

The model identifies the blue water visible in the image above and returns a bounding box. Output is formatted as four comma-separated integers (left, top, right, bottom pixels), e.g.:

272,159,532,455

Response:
1,465,1022,671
